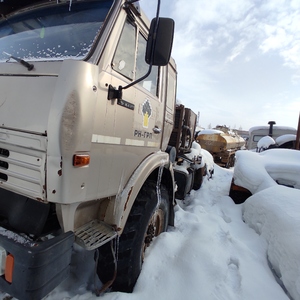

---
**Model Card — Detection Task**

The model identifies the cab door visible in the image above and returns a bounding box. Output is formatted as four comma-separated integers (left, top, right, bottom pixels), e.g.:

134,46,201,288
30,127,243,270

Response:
89,15,165,199
161,60,177,151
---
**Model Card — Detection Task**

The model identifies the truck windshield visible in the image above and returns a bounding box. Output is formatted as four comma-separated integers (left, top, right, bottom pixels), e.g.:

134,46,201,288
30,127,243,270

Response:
0,0,113,62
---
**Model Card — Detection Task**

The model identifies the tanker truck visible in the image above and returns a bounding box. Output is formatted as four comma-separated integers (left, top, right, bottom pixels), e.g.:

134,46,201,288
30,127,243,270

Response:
196,125,245,168
0,1,208,299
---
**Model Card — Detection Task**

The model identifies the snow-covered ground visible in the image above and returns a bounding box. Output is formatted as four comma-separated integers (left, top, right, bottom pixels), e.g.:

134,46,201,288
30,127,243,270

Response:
2,150,298,300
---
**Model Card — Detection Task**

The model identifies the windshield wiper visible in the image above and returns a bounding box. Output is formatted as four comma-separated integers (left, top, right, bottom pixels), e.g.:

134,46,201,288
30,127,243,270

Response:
3,52,34,71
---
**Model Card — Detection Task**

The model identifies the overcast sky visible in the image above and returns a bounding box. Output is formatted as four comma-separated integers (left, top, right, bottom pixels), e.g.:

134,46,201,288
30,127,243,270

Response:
140,0,300,131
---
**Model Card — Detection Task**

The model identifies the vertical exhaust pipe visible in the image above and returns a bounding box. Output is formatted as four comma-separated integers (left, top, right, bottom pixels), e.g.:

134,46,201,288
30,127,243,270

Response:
268,121,276,137
296,113,300,150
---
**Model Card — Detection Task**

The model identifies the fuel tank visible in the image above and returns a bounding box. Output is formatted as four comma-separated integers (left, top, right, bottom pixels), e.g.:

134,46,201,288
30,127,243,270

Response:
196,126,245,153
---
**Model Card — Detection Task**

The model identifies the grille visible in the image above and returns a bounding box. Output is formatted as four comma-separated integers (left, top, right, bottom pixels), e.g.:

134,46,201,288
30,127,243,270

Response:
0,130,47,201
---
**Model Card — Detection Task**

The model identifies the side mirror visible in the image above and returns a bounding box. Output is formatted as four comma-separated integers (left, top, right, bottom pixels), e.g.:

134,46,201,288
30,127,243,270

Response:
146,17,175,66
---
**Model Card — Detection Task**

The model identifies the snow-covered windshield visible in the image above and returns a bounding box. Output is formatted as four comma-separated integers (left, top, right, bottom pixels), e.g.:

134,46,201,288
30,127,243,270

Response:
0,0,113,62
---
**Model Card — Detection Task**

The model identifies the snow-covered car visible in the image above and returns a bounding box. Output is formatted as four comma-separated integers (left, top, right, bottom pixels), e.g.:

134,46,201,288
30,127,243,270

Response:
231,148,300,300
233,148,300,194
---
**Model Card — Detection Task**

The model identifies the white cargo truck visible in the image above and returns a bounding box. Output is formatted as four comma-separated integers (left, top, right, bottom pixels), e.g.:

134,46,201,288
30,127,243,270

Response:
0,1,206,299
247,122,297,150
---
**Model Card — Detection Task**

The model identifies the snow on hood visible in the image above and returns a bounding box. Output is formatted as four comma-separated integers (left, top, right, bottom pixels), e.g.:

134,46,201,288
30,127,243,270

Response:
260,148,300,189
233,148,300,194
276,134,296,145
233,150,276,194
257,136,275,150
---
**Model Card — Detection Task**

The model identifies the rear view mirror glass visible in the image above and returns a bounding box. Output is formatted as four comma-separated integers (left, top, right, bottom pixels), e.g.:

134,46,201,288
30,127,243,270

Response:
146,17,175,66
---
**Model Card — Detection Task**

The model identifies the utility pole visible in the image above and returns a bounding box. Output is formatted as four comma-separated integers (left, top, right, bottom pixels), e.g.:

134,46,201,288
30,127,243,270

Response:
296,112,300,150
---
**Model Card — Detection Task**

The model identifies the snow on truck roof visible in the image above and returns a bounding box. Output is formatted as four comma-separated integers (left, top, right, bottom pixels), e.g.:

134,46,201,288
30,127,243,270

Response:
198,129,224,135
249,125,296,133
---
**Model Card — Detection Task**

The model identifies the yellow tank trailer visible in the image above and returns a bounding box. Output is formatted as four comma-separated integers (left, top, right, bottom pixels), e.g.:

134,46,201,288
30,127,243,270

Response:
196,126,245,168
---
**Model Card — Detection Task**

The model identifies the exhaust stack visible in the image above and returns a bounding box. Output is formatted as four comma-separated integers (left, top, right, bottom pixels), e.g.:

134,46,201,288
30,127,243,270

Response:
268,121,276,137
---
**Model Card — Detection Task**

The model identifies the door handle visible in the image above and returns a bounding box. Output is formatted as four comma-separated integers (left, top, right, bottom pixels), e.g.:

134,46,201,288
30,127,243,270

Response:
152,126,162,134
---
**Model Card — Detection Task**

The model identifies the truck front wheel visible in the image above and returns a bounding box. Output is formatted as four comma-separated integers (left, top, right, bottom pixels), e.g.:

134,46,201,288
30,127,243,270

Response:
96,180,170,292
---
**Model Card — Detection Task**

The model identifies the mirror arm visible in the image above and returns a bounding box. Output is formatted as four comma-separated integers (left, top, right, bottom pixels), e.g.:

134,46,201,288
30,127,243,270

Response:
123,64,152,90
125,0,139,4
148,0,161,65
155,0,161,23
107,63,152,100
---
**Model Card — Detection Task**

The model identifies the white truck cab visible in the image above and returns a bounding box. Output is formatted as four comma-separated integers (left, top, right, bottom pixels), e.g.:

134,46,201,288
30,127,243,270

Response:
0,1,204,299
247,124,297,150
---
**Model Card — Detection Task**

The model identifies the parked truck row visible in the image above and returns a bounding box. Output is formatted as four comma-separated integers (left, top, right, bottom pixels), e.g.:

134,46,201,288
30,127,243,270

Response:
0,1,211,299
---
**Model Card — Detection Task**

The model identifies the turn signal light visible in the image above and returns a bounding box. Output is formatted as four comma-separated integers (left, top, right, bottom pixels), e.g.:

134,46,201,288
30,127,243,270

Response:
5,254,14,283
73,154,90,167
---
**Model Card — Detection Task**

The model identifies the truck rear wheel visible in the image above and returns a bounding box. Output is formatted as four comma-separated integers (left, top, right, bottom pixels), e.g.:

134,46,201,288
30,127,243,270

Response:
96,180,170,292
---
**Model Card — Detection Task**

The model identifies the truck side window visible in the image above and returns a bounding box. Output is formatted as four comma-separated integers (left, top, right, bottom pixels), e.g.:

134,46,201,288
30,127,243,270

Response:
136,32,158,97
167,70,176,110
112,19,159,96
253,135,265,142
112,19,136,80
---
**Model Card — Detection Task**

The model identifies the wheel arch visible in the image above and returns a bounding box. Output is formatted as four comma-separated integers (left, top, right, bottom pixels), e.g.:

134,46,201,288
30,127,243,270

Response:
147,163,175,226
106,151,175,234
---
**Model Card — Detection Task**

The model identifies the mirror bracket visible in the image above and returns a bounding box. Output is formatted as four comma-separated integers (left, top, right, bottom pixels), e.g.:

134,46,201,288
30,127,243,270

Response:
107,85,123,100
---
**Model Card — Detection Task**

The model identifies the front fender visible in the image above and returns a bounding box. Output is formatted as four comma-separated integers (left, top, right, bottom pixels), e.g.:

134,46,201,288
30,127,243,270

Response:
104,151,174,233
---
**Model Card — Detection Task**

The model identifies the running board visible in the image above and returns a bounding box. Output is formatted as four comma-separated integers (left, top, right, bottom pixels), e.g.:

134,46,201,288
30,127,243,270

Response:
74,220,118,250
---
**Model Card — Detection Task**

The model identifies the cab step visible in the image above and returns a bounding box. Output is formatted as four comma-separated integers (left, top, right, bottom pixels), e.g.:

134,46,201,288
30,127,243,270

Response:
74,220,117,250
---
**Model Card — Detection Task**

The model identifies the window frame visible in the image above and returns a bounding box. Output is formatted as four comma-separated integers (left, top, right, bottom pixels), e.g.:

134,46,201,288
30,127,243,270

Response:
111,17,160,98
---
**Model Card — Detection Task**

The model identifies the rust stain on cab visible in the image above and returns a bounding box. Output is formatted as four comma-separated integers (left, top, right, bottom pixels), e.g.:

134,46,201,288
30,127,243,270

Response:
124,186,133,211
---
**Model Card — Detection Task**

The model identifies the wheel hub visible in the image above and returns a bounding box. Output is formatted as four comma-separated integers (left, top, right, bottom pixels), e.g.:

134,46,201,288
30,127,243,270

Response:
142,208,165,260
